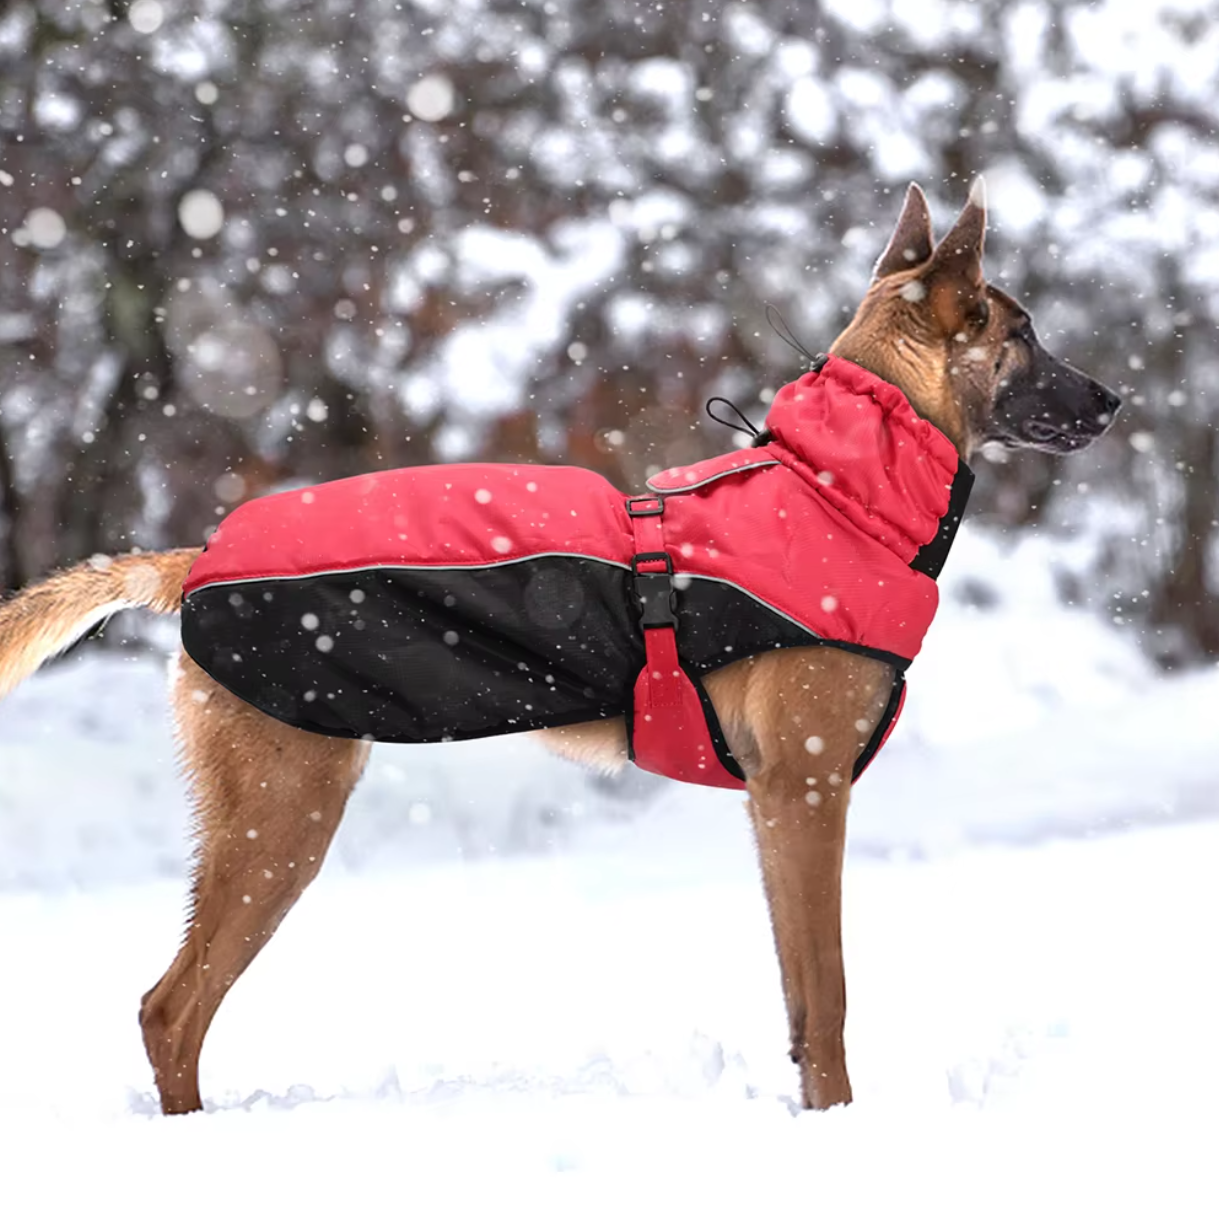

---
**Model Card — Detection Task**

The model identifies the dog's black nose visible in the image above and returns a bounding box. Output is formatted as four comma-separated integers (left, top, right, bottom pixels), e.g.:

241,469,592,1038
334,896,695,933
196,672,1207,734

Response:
1093,383,1123,426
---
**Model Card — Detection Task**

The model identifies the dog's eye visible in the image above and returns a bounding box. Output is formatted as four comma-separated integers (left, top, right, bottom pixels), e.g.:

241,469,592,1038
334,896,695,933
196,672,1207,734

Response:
970,300,990,330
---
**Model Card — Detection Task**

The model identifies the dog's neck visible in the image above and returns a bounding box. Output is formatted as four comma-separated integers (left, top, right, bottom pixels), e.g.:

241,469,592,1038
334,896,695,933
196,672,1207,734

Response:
828,330,969,460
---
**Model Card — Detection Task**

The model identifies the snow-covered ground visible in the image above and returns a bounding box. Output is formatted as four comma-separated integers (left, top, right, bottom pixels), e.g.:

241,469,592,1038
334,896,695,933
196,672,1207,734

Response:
2,529,1218,1209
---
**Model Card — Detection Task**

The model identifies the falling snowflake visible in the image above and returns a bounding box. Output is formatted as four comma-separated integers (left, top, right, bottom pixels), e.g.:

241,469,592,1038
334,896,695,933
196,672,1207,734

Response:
178,190,224,240
128,0,164,35
407,74,455,122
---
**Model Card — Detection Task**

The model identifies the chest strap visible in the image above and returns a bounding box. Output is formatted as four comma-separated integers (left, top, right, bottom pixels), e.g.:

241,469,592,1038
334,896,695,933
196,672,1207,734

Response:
625,495,746,789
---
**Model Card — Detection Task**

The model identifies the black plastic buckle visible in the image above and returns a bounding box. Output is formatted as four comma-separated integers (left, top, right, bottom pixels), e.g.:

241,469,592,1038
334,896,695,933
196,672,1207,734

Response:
631,551,678,629
625,496,665,517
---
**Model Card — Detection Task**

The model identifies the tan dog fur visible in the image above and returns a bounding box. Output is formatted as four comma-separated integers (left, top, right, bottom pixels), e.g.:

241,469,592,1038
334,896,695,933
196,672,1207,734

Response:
0,183,1111,1114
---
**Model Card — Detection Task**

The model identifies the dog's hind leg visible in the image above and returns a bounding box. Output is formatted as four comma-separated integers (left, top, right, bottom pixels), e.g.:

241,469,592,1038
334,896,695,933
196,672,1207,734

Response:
139,653,370,1114
729,647,892,1110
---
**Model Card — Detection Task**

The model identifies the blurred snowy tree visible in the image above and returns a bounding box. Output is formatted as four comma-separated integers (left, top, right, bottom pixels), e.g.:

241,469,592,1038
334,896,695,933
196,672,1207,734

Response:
1,0,1217,660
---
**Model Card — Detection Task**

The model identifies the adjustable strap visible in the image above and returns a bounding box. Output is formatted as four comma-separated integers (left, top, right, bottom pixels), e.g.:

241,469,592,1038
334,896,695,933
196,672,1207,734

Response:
625,496,746,789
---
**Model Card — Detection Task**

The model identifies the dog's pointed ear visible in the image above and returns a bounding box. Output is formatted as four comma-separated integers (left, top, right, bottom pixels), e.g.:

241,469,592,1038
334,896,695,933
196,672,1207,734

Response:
873,184,934,279
925,176,986,289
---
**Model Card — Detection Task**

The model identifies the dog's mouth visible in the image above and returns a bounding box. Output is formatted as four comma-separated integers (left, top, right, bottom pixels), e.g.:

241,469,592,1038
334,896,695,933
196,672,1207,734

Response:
1018,415,1114,453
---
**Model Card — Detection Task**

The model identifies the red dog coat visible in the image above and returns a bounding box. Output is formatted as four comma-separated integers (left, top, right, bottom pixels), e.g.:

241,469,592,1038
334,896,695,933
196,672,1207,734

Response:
182,356,972,787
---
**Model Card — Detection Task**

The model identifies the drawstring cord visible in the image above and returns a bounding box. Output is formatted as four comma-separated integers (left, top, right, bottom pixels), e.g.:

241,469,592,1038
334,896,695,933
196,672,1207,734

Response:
704,308,828,448
704,395,761,440
765,303,820,365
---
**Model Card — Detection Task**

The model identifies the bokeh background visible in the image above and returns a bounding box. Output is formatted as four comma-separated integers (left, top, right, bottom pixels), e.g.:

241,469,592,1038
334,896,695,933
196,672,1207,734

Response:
2,0,1217,664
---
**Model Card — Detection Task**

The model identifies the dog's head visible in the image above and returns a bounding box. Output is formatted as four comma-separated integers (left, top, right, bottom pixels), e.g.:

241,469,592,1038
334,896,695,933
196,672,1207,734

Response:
830,180,1121,458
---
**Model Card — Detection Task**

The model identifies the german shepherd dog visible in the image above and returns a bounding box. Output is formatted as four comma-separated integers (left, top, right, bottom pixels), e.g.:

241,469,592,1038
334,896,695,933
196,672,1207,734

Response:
0,181,1120,1114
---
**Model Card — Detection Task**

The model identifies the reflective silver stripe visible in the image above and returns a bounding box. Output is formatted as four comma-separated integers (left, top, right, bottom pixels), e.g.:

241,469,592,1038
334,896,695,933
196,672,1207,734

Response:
183,550,633,598
645,458,780,495
186,550,826,646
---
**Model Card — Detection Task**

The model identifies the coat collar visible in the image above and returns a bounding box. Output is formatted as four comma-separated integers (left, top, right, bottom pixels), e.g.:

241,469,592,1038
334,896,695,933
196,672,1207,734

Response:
763,356,972,566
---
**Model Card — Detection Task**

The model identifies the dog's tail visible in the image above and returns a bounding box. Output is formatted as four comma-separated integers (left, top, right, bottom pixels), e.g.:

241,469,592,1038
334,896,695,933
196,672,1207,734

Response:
0,548,200,701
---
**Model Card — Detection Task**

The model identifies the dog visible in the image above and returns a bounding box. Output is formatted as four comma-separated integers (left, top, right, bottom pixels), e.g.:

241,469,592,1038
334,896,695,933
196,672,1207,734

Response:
0,181,1121,1114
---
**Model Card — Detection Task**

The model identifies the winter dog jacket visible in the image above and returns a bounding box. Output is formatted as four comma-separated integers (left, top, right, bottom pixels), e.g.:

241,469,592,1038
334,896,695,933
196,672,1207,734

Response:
181,356,973,788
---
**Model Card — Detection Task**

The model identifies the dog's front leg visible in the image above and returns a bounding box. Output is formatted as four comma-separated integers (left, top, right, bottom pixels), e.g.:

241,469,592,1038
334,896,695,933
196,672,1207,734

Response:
717,648,892,1110
746,758,854,1109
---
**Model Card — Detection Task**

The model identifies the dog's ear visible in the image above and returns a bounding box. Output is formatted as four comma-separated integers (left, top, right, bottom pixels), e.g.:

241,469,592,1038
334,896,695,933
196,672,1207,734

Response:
921,177,987,333
925,176,986,290
874,183,934,279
